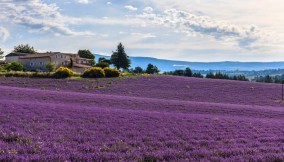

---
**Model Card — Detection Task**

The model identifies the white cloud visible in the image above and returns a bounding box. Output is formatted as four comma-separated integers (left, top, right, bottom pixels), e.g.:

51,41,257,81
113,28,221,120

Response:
78,0,89,4
131,33,156,39
70,17,142,26
125,5,138,11
0,0,95,36
0,27,10,41
107,2,112,5
143,7,154,13
138,9,261,49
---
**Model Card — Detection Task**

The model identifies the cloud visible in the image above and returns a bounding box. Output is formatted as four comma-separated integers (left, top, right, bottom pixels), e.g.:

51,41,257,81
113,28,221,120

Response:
70,17,142,26
125,5,138,11
0,0,95,36
138,9,261,49
0,27,10,41
131,33,156,39
107,2,112,5
143,7,154,13
78,0,89,4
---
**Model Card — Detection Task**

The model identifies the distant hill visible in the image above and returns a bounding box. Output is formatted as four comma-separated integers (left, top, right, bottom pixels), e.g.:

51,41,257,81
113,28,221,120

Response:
94,54,284,72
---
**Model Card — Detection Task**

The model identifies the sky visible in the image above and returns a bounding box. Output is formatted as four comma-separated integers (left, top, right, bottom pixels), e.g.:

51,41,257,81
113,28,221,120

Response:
0,0,284,62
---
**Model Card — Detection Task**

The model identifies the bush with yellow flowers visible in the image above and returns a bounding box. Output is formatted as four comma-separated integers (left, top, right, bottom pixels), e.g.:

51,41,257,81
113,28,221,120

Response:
103,67,120,78
53,67,73,78
82,67,105,78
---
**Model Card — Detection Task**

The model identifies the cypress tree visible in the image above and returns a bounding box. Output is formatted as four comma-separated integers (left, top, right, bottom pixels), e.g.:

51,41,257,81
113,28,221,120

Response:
110,43,131,70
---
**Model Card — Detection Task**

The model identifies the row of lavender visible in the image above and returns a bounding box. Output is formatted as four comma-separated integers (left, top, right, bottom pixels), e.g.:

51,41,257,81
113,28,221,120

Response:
0,76,283,106
0,76,284,161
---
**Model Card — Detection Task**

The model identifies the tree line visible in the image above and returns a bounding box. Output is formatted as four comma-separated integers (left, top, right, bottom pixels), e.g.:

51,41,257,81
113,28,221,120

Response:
254,74,284,84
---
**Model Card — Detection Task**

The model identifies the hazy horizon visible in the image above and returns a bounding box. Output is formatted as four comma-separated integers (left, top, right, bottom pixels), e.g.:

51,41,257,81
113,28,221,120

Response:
1,0,284,62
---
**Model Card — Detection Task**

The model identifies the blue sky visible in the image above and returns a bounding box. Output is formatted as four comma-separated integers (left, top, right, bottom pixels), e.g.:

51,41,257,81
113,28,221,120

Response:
0,0,284,62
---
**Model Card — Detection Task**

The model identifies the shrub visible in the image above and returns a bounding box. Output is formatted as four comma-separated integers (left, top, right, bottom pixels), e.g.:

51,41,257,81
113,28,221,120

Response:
82,67,105,78
0,71,53,78
45,62,56,72
53,67,73,78
5,62,23,71
1,71,32,77
103,67,120,78
31,72,53,78
95,62,109,68
0,65,6,72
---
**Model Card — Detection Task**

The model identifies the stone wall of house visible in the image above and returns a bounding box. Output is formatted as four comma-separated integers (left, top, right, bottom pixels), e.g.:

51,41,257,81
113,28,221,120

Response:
20,57,51,71
50,54,74,67
5,56,20,63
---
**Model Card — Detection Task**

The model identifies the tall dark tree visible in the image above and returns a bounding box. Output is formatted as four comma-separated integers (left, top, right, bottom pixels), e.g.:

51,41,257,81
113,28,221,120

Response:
0,48,3,59
69,58,73,68
146,64,160,74
264,75,273,83
78,49,95,59
13,44,36,54
110,43,131,70
184,67,192,77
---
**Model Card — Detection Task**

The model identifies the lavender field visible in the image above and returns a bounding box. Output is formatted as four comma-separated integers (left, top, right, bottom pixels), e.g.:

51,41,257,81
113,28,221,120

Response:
1,76,284,161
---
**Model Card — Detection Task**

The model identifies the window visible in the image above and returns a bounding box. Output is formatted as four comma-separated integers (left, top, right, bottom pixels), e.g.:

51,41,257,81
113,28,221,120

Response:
62,62,64,65
39,62,43,66
30,62,34,66
81,61,84,64
61,55,63,58
64,55,67,59
56,55,58,58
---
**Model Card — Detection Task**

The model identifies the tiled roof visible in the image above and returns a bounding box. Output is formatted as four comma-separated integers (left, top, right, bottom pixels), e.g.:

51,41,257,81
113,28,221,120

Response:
19,53,77,59
73,64,92,68
19,53,55,59
6,52,80,60
5,52,30,57
77,58,94,61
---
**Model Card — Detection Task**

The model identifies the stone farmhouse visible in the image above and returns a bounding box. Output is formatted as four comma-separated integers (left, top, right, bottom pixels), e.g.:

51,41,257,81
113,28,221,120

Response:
5,52,93,73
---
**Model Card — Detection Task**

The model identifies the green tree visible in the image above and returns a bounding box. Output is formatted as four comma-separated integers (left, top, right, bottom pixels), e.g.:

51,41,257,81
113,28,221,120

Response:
110,43,131,70
98,57,111,64
146,64,160,74
69,58,73,67
173,70,184,76
184,67,192,77
95,57,111,68
206,72,214,78
192,73,203,78
133,66,144,74
45,62,56,72
78,49,95,59
13,44,36,54
0,48,3,59
264,75,273,83
89,60,96,66
95,62,110,68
